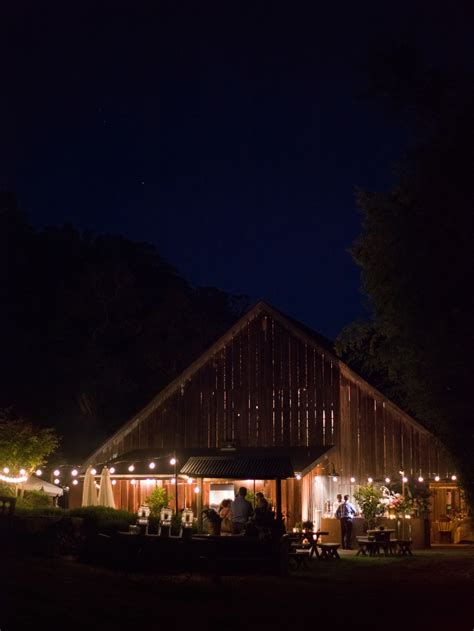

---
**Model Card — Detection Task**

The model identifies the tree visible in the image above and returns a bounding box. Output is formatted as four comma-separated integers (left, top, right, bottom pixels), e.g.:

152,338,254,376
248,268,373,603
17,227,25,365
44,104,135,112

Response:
0,409,59,482
0,195,247,460
337,48,474,506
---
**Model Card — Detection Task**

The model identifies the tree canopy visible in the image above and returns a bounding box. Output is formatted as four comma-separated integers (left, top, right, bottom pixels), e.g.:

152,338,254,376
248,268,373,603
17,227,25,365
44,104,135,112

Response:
0,196,247,460
0,409,59,478
337,48,474,505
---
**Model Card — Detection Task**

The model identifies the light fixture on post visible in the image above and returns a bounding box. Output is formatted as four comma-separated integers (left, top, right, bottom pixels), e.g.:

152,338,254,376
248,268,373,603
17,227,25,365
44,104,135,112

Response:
170,454,179,514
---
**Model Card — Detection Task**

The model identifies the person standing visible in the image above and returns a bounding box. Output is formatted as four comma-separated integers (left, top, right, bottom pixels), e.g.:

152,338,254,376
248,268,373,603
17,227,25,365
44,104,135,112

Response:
231,487,254,534
333,493,343,517
336,494,356,549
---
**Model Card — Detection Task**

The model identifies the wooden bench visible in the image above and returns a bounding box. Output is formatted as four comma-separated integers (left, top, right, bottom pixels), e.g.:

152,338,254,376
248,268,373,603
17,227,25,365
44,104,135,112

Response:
288,549,311,569
317,543,340,559
396,539,413,556
356,537,377,556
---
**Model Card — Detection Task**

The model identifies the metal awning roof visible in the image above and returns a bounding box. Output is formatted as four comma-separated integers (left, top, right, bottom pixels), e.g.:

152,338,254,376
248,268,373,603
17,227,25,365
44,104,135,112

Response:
179,455,295,479
179,445,332,479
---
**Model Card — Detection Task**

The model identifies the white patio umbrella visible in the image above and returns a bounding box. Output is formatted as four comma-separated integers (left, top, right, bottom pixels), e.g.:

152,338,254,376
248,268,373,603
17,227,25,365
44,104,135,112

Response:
98,466,115,508
82,465,98,506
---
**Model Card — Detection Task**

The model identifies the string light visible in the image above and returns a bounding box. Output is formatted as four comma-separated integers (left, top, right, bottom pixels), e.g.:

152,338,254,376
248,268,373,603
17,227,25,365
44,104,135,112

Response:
295,473,302,480
170,458,176,466
3,467,10,474
350,477,356,483
368,477,373,484
109,467,115,474
435,475,440,482
112,480,117,485
451,475,457,481
72,479,78,486
418,476,424,482
187,478,193,484
385,477,390,484
171,478,176,484
0,473,28,484
19,468,26,475
332,476,338,482
149,462,155,469
128,465,135,472
71,469,78,477
194,486,200,494
131,479,136,485
54,478,60,485
36,469,42,476
402,476,408,483
91,469,97,475
53,469,60,476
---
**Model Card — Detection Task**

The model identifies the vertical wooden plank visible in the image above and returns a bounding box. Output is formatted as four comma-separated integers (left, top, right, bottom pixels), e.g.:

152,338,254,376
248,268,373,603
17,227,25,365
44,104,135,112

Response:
272,319,282,446
280,326,290,445
314,350,324,445
289,334,299,446
306,345,315,446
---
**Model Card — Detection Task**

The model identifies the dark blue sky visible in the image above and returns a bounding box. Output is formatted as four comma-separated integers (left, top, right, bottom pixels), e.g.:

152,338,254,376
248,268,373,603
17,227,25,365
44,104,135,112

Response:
2,2,470,338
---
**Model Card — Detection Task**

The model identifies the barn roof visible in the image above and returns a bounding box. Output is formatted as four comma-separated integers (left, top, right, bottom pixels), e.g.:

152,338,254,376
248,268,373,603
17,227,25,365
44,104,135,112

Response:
84,300,431,466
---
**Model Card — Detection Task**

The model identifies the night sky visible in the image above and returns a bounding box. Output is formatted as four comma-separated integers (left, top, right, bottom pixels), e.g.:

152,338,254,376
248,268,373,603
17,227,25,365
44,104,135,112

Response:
2,2,471,338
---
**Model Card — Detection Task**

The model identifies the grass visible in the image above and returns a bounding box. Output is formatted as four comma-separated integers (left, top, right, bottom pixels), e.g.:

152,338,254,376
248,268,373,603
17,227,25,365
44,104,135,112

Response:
2,547,473,630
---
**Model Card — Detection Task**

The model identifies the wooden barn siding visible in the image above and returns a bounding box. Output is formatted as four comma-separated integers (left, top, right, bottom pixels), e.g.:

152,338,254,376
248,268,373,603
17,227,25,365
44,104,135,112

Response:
336,372,451,480
92,313,341,463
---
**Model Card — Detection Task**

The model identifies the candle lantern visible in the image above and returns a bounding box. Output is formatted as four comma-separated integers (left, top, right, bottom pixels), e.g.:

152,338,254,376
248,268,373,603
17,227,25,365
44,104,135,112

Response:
181,508,194,538
137,505,151,535
159,506,173,537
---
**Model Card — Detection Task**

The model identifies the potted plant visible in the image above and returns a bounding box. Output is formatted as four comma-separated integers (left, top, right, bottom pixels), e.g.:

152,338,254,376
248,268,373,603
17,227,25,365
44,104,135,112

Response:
354,484,384,530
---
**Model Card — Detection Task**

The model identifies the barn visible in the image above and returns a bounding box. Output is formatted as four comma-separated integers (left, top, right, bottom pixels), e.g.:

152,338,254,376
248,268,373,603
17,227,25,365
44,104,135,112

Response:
74,301,461,544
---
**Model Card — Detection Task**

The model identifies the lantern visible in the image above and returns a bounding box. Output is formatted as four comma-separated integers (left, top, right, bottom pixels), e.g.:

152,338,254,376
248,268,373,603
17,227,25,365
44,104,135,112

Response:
182,508,194,527
159,506,173,537
137,505,151,535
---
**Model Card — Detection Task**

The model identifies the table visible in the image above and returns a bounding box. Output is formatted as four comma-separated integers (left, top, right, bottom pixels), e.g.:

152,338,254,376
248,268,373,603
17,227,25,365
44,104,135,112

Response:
289,531,329,560
364,529,397,556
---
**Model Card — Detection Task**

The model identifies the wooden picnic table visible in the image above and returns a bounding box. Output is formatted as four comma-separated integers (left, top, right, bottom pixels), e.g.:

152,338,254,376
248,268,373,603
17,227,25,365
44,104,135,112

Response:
289,530,329,560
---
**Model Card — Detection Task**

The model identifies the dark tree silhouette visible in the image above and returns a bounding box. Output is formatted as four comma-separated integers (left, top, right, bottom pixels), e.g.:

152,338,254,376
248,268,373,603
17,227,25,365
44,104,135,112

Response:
337,48,474,505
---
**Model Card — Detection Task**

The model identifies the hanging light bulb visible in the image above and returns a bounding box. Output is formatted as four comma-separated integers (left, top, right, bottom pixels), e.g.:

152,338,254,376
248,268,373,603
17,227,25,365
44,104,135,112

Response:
385,477,390,484
171,477,176,484
435,475,440,482
53,469,60,476
451,475,457,481
350,477,356,483
71,469,78,477
112,480,117,485
19,469,26,475
368,477,373,484
72,479,78,486
187,478,193,485
418,476,424,482
36,469,42,476
91,469,97,476
109,467,115,474
149,462,155,469
194,486,200,494
402,476,408,483
295,473,302,480
54,478,60,485
170,458,176,466
128,465,135,472
131,479,136,485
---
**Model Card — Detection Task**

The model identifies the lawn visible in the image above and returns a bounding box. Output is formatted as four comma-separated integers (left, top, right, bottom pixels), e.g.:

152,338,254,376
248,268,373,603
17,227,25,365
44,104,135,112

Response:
2,547,473,630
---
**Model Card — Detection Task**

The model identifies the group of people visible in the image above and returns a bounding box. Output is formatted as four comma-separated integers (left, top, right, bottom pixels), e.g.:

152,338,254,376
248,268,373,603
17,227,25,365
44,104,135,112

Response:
218,487,273,535
334,493,356,549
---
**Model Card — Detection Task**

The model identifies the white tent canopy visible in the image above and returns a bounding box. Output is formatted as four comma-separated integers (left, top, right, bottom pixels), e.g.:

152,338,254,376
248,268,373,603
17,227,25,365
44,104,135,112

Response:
82,465,98,506
98,466,115,508
23,476,63,497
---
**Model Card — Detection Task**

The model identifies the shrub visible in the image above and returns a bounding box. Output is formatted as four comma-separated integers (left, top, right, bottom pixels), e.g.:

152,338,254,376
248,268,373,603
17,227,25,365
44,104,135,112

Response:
144,486,172,517
16,490,52,508
0,481,16,497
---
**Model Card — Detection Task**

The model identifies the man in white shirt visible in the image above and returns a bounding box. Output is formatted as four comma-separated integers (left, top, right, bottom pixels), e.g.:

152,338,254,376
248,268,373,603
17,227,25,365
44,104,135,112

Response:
231,487,254,534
